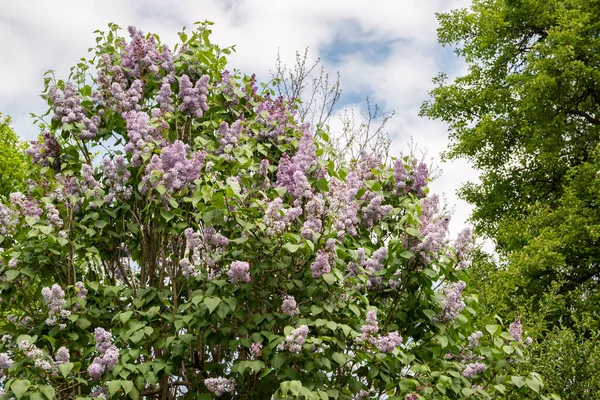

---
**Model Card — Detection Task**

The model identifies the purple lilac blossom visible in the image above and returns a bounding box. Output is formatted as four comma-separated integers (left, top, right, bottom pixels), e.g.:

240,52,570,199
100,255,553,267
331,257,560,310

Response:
122,26,162,78
440,281,467,322
361,195,392,228
26,132,61,167
102,156,132,202
156,78,174,112
454,227,473,269
394,157,429,198
376,331,403,353
251,342,262,359
291,130,317,172
310,250,331,278
509,319,523,342
251,95,294,140
204,377,235,397
179,74,209,118
216,120,243,152
357,310,379,344
10,192,43,218
462,362,487,378
228,261,251,284
89,328,119,380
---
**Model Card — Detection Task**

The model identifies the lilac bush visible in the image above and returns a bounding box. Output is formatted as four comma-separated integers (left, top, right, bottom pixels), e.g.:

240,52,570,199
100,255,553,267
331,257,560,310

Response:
0,22,548,400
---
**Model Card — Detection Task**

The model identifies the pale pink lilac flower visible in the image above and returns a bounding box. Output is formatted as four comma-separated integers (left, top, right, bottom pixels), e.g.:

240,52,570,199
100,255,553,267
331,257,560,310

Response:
228,261,250,284
277,325,309,353
462,362,487,378
440,281,467,322
179,74,209,118
281,295,300,316
251,342,262,358
204,377,235,397
468,331,483,348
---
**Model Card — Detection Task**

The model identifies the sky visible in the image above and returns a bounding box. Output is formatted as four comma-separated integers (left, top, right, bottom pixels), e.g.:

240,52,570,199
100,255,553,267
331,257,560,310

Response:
0,0,479,239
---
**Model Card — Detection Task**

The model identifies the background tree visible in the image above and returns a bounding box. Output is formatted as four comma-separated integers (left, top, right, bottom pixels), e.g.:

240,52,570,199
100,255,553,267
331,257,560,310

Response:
0,22,550,400
0,114,29,198
421,0,600,396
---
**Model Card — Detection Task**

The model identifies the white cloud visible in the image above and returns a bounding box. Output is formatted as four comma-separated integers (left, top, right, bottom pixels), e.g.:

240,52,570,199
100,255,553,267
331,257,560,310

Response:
0,0,479,238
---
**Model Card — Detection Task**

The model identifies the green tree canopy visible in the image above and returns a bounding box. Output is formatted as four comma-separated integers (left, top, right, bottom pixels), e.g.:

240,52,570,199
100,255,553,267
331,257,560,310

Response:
0,114,29,197
421,0,600,309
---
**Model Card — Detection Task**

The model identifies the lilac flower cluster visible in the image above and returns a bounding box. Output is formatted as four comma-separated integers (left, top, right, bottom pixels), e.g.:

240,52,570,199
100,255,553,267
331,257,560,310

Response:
356,310,403,353
281,295,300,316
19,340,53,372
276,153,313,200
454,227,473,269
181,226,229,278
122,26,164,77
394,157,429,198
405,194,450,264
216,120,243,152
361,195,392,228
26,131,61,167
49,82,99,140
277,325,309,353
310,250,331,278
81,165,103,204
227,261,251,284
405,394,418,400
88,328,119,380
204,377,235,397
123,110,161,167
110,79,143,114
440,281,466,322
45,203,63,229
155,79,174,114
251,342,262,359
468,331,483,348
509,319,522,342
142,140,205,194
252,95,294,140
353,390,370,400
263,198,302,236
102,156,132,203
0,203,18,235
462,362,487,378
94,54,127,107
0,353,13,377
219,70,240,106
41,283,70,327
75,281,88,300
326,178,359,237
179,74,209,118
10,192,43,218
54,346,70,365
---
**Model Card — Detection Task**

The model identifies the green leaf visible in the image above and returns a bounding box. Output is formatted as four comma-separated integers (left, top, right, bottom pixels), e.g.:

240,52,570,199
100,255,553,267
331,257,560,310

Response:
39,385,56,400
160,209,174,222
311,305,323,316
405,227,420,236
76,317,91,330
485,324,500,336
120,311,134,324
94,220,108,229
322,273,336,285
332,352,347,365
108,380,122,396
511,376,525,388
349,304,360,317
59,362,74,377
11,379,30,399
121,380,134,395
156,185,167,195
525,378,540,393
204,297,221,314
283,243,300,253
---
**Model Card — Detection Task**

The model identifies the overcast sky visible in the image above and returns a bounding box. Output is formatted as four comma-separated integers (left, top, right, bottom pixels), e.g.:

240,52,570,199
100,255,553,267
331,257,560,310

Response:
0,0,479,239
